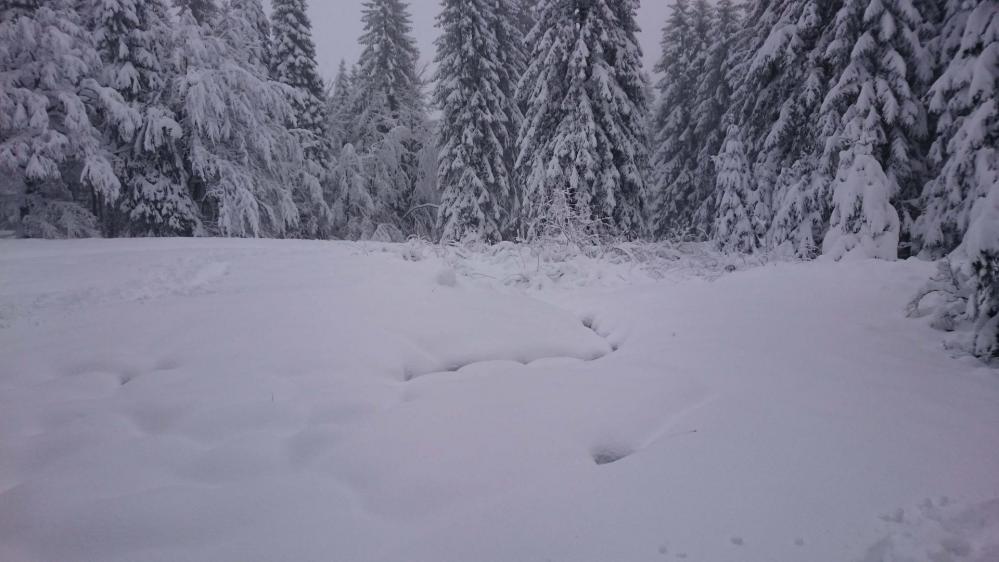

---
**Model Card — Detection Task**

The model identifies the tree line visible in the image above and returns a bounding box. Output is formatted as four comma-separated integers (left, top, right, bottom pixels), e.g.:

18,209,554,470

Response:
0,1,995,351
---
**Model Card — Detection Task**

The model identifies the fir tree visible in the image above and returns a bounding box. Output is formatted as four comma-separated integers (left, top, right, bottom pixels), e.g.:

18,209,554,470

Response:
516,0,650,240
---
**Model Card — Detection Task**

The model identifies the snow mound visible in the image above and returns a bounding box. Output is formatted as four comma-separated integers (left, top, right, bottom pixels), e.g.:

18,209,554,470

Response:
0,239,997,562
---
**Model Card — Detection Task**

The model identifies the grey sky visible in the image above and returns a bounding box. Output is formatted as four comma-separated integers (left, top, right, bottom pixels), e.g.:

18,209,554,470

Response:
265,1,672,83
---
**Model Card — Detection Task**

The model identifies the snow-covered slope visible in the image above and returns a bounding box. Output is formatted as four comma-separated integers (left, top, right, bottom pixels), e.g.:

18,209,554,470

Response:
0,239,996,562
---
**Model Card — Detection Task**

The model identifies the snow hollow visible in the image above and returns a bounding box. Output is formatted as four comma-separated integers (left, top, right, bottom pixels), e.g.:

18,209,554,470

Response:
1,238,998,562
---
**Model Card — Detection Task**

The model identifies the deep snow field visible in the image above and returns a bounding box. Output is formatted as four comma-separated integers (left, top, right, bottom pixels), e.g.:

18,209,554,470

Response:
1,238,998,562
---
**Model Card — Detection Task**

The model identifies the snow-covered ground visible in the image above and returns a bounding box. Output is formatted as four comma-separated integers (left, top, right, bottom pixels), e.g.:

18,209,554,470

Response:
1,239,997,562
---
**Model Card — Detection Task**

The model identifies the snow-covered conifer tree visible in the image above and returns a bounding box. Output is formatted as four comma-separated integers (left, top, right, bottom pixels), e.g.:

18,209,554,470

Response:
328,60,355,154
514,0,536,38
690,0,741,233
173,0,217,25
0,0,137,237
822,118,902,260
170,5,312,237
918,0,998,359
650,0,702,238
714,126,762,253
434,0,523,242
819,0,930,259
728,1,840,256
357,0,425,137
355,0,428,229
89,0,199,236
329,143,375,239
269,0,333,237
222,0,272,73
493,0,528,171
915,1,998,258
516,0,650,240
270,0,329,151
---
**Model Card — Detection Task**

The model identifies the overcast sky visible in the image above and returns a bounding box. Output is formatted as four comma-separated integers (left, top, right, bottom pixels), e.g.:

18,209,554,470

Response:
264,1,672,83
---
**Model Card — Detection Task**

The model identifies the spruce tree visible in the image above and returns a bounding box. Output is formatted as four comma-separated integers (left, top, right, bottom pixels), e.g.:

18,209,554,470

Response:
328,60,355,153
89,0,199,236
650,0,701,239
270,0,328,149
516,0,650,240
356,0,428,228
713,126,762,253
690,0,741,234
173,0,217,25
267,0,332,237
493,0,528,177
357,0,425,135
915,0,998,258
434,0,520,242
513,0,536,39
170,5,312,237
0,0,137,237
729,0,841,256
819,0,929,259
223,0,272,72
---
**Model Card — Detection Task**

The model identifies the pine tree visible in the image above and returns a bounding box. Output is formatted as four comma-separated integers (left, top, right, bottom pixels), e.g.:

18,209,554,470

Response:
713,126,762,253
819,0,930,259
516,0,650,240
434,0,524,242
89,0,199,236
915,0,998,258
0,0,138,237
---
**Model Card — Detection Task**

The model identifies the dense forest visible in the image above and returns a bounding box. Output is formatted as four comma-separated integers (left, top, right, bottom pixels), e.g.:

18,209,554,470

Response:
0,1,996,352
